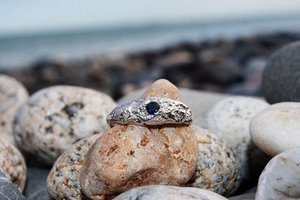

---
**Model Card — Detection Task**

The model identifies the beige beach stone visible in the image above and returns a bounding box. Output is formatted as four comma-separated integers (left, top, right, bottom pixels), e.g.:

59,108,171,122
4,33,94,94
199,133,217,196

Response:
0,138,27,192
188,126,241,196
250,102,300,157
113,185,228,200
0,74,28,144
80,79,198,199
13,85,116,165
47,134,101,200
141,79,181,100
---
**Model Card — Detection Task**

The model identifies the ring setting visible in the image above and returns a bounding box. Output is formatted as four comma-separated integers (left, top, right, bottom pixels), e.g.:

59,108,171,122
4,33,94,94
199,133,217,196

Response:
106,97,192,126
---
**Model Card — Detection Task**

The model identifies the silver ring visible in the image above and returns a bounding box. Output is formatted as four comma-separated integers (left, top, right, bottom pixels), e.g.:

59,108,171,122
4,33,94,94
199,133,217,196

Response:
106,97,192,126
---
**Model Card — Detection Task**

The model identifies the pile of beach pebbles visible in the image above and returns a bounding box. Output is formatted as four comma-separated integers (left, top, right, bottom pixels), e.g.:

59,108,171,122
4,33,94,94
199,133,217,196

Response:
1,41,300,200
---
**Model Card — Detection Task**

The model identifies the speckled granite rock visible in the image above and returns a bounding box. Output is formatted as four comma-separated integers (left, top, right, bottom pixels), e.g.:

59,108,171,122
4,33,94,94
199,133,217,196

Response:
256,148,300,200
188,126,240,196
0,170,25,200
0,74,28,144
250,102,300,157
0,139,27,192
47,134,101,200
203,97,269,150
113,185,228,200
202,96,269,181
262,41,300,103
13,85,116,165
25,167,50,200
80,79,198,199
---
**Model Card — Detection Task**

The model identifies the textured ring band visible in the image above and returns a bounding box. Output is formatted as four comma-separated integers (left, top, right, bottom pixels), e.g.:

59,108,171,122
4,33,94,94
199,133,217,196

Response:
106,97,192,126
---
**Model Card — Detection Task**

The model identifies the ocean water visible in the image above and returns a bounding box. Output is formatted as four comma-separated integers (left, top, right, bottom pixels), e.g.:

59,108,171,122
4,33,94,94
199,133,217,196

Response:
1,15,300,69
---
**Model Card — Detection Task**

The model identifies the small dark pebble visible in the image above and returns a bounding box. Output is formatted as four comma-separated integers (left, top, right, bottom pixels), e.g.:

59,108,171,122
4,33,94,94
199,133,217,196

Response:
0,170,25,200
24,167,51,200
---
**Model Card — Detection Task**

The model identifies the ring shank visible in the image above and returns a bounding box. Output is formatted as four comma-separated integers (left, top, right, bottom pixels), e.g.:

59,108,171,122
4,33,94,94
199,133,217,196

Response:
106,97,192,126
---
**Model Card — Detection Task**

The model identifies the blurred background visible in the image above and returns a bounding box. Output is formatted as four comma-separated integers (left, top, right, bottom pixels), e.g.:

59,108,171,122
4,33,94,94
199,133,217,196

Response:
1,0,300,99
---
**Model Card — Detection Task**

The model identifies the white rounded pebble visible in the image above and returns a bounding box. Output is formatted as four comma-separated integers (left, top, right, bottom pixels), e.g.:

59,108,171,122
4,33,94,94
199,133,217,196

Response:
250,102,300,157
188,126,240,196
0,138,27,192
113,185,228,200
0,74,28,144
202,96,269,179
13,85,116,164
256,148,300,200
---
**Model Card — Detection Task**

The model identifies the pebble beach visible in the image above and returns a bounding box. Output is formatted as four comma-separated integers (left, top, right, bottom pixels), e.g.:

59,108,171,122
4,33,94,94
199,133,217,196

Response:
0,30,300,200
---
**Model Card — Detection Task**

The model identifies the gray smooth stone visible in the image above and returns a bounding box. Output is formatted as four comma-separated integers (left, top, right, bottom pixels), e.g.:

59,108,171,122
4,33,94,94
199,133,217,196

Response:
24,167,50,200
262,41,300,103
229,193,255,200
228,186,256,200
27,189,50,200
0,170,25,200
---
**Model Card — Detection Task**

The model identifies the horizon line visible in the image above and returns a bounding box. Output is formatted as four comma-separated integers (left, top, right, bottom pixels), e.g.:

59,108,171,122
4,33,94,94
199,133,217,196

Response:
1,12,300,39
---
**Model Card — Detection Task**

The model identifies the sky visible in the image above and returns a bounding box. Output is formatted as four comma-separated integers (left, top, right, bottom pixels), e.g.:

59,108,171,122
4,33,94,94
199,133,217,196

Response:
1,0,300,36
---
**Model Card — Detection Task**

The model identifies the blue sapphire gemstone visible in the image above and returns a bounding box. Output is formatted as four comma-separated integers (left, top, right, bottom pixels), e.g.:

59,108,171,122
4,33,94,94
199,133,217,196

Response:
146,102,160,115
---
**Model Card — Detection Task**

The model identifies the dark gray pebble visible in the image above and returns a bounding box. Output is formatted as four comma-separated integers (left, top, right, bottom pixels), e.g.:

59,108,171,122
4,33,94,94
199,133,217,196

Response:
229,193,255,200
262,41,300,103
0,170,25,200
24,167,50,200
